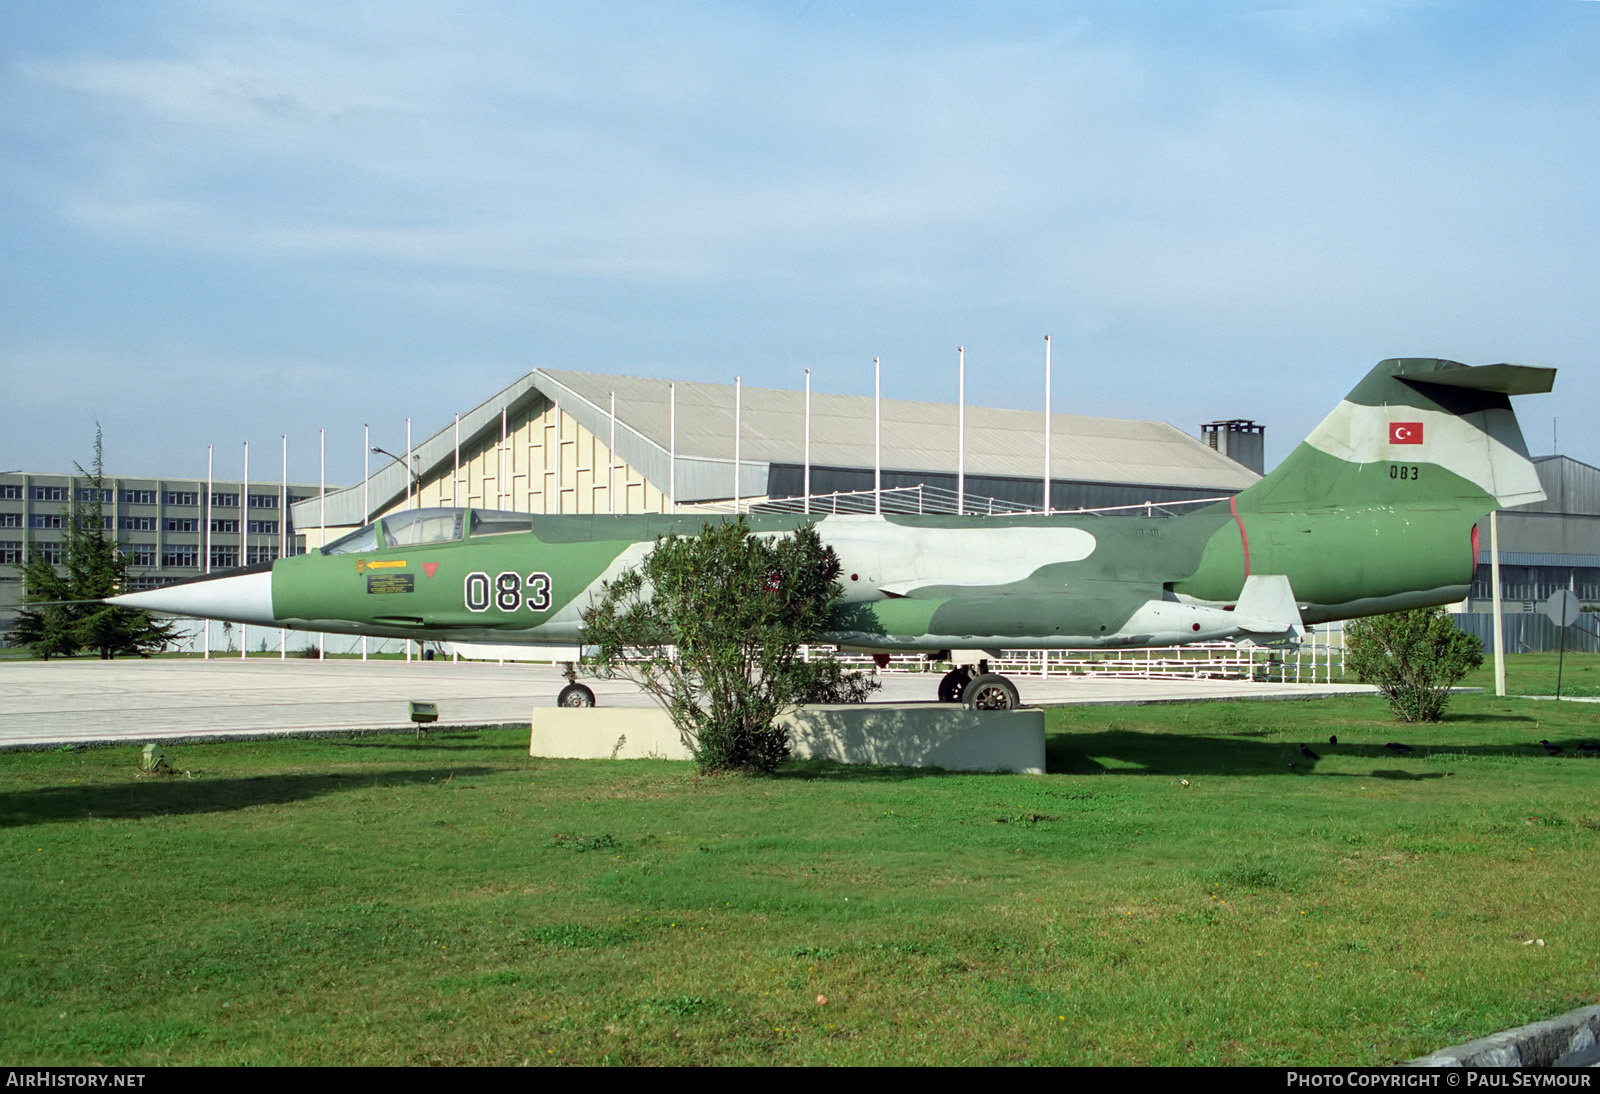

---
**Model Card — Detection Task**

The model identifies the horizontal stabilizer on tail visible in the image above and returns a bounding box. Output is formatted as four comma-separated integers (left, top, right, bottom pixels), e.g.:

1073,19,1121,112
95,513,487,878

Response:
1394,361,1555,397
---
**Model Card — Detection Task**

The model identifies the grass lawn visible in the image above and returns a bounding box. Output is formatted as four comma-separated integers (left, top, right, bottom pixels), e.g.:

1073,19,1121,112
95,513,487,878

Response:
2,680,1597,1065
1458,649,1600,698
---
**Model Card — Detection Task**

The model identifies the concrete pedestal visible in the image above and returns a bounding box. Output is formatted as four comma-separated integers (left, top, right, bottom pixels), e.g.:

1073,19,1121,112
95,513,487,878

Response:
530,702,1045,774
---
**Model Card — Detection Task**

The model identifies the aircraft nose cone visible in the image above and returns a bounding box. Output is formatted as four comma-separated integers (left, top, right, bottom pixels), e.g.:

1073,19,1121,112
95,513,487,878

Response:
109,569,277,627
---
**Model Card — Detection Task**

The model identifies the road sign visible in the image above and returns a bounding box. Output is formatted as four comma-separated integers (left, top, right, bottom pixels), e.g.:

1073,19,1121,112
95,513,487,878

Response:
1542,590,1581,628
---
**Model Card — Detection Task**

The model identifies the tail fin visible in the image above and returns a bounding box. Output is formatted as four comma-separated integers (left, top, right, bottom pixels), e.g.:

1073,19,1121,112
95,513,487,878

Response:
1238,358,1552,513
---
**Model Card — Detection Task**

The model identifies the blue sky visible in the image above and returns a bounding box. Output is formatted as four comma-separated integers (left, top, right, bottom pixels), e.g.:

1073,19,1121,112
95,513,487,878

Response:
3,1,1596,485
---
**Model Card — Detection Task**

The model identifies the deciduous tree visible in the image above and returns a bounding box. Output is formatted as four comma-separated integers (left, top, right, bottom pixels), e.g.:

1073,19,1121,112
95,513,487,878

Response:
581,518,877,774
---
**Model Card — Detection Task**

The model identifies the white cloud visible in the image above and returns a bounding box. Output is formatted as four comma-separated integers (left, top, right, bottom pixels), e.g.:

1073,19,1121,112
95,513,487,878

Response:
5,2,1600,471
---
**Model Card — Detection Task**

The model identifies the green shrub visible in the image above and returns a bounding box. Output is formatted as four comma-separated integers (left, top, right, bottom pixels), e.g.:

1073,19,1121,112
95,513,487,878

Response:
1344,607,1483,722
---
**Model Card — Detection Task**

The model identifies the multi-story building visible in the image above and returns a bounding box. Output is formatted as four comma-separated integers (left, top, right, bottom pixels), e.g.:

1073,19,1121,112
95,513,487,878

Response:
0,471,332,638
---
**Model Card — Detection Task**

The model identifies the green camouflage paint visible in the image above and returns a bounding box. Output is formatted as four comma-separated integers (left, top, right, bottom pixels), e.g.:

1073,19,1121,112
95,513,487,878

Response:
120,358,1554,652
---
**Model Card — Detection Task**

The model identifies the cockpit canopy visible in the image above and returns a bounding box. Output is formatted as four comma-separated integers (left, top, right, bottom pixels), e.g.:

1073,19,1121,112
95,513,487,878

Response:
321,507,533,555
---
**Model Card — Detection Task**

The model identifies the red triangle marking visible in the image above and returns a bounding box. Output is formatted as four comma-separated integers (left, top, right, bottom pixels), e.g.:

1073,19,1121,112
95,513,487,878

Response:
422,562,439,579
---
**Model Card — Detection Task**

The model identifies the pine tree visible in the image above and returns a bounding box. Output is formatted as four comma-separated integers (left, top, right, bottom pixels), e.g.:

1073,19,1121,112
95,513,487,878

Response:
6,429,177,659
8,549,77,659
70,430,176,658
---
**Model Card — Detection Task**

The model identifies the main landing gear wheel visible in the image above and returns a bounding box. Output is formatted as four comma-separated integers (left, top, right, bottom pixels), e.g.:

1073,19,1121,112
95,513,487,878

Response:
557,683,596,708
937,667,971,703
963,673,1020,711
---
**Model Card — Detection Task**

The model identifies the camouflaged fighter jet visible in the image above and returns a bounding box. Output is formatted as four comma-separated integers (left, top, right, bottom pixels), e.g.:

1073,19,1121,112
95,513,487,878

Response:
110,357,1553,709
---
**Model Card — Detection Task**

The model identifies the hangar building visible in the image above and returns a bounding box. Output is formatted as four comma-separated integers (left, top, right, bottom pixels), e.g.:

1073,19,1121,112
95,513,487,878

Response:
292,368,1264,548
1461,455,1600,652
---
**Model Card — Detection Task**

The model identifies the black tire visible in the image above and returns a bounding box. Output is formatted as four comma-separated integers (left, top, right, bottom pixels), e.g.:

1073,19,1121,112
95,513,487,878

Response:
557,683,596,708
963,673,1020,711
937,667,970,703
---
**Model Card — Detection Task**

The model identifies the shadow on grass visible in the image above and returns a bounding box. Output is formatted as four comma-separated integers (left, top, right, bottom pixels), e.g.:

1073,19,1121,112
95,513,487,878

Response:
322,737,523,754
0,766,499,827
1439,712,1541,725
769,732,1566,782
774,759,942,783
1045,731,1557,777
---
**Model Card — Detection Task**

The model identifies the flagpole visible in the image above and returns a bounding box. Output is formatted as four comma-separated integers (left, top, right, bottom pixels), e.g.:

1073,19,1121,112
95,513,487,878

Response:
362,425,369,663
1043,335,1052,514
204,445,212,659
957,346,966,515
1492,510,1505,696
804,369,811,515
406,415,413,662
874,357,881,515
318,428,325,660
240,440,248,660
279,435,286,659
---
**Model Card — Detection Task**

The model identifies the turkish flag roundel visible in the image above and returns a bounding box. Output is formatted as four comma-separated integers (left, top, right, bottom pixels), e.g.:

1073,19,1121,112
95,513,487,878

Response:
1389,422,1424,445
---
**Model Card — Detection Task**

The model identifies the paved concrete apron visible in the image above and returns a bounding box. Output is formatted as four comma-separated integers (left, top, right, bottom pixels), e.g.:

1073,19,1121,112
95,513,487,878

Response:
0,658,1375,748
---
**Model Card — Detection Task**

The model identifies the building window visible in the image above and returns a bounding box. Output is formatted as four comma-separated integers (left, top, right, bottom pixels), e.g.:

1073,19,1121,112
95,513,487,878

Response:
122,516,157,531
31,486,67,502
0,542,21,564
122,545,157,566
33,546,64,564
164,491,198,506
127,575,183,591
122,489,157,505
211,492,239,508
246,545,280,565
165,518,198,533
248,494,280,509
0,513,20,528
247,520,279,535
77,516,114,531
78,488,114,503
31,514,64,529
210,547,239,569
162,548,198,568
0,485,21,500
210,519,238,534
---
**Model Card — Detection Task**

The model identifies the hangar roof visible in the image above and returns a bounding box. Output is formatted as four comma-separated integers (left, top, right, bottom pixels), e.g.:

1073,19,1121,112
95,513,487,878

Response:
537,369,1258,491
296,367,1259,529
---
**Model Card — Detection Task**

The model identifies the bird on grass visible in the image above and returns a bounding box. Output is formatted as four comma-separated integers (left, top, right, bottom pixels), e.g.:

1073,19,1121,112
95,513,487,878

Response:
1577,741,1598,756
1384,742,1414,755
1540,739,1564,756
1300,744,1320,760
1328,735,1338,746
